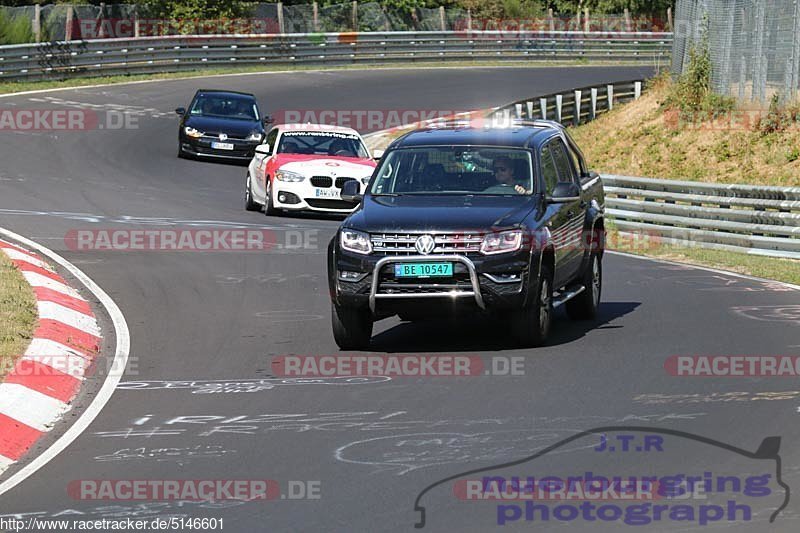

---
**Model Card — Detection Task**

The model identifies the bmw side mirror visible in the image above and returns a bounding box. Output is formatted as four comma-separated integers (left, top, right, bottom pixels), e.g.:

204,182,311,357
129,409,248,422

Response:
255,143,270,156
548,182,581,204
175,107,186,116
341,179,363,204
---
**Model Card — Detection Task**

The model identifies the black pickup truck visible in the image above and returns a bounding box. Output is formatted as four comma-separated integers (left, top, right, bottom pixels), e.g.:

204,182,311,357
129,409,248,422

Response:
327,120,605,349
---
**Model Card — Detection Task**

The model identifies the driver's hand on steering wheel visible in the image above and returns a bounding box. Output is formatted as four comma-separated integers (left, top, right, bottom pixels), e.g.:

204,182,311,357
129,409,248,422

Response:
514,184,528,194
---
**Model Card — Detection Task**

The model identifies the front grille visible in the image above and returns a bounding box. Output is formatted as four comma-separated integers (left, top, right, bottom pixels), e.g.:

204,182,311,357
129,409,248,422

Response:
335,177,356,189
305,198,359,210
201,133,248,141
311,176,333,187
371,232,484,256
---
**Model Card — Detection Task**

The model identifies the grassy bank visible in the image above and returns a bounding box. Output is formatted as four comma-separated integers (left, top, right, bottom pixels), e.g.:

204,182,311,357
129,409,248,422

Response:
0,250,37,380
606,223,799,286
571,75,800,187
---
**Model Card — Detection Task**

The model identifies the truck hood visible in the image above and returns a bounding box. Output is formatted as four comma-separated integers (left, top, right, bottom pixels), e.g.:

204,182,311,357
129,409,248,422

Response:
346,194,539,232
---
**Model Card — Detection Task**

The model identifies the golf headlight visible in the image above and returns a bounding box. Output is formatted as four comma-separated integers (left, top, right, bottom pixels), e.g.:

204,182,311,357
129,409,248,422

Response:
246,132,263,142
481,230,524,255
340,229,372,255
275,170,305,182
183,126,203,138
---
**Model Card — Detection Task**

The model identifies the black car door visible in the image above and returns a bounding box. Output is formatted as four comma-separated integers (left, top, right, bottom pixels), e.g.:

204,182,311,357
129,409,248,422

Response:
539,140,575,289
550,138,585,283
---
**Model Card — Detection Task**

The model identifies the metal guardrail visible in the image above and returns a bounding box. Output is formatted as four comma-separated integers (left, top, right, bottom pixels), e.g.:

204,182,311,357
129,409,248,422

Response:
603,175,800,259
492,79,644,124
0,31,673,81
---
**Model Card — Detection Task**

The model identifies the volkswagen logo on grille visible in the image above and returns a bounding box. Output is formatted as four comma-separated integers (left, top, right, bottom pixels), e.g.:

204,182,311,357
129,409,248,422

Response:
219,133,228,141
415,235,436,255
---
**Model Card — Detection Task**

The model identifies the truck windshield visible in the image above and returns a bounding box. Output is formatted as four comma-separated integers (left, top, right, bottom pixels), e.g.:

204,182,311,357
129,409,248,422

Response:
370,146,534,195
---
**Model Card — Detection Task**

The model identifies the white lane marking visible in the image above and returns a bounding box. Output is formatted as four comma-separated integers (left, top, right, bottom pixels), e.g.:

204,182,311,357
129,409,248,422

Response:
21,271,83,299
1,248,53,270
0,455,14,476
23,339,93,379
0,384,69,432
607,251,800,291
0,227,130,497
37,301,100,336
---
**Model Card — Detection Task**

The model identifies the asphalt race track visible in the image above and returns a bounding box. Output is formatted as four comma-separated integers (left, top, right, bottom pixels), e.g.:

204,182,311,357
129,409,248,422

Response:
1,66,799,532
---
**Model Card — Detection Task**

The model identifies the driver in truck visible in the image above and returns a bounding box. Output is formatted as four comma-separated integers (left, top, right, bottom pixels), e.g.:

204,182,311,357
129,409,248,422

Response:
492,156,530,194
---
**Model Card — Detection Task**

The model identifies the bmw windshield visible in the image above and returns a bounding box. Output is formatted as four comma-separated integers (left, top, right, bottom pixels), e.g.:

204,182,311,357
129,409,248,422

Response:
370,146,535,195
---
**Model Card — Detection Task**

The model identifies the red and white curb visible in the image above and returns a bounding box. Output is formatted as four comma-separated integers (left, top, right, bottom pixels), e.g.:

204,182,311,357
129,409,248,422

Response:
0,239,101,475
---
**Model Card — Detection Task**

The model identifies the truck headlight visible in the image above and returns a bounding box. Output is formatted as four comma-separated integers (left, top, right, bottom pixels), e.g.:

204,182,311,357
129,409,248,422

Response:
340,229,372,255
275,170,305,182
481,229,523,255
183,126,203,138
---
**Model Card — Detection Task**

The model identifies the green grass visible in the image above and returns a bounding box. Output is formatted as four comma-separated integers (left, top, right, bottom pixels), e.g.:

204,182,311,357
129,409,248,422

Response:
0,251,37,380
606,224,799,286
0,59,653,96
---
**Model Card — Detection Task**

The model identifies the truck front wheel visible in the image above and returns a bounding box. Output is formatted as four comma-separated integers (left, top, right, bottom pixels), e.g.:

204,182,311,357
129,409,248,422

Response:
332,303,373,350
510,264,553,347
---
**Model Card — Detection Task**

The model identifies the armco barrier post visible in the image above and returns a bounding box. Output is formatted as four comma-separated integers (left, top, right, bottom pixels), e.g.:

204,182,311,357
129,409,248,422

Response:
556,94,563,122
65,5,73,41
634,81,642,99
574,90,582,125
607,84,614,110
34,4,41,43
590,88,597,120
515,103,523,119
540,98,547,119
526,101,534,119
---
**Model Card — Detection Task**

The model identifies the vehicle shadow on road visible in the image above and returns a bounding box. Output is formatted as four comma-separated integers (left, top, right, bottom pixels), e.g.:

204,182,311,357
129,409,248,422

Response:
368,301,641,352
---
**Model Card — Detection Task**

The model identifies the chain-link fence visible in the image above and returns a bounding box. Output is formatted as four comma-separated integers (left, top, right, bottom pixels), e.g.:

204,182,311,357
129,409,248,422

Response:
1,3,672,44
673,0,800,102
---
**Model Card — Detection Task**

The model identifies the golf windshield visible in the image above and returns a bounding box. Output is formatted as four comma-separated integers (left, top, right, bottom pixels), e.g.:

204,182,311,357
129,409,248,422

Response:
370,147,534,195
189,95,258,120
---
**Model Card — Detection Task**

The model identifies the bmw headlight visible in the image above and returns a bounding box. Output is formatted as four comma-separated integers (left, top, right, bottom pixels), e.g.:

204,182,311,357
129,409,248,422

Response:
275,170,305,182
183,126,203,138
246,132,264,142
340,229,372,255
481,229,524,255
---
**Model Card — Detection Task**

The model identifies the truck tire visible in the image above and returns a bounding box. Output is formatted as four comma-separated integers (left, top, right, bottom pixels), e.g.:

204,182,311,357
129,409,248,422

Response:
566,252,601,320
332,303,373,350
511,264,553,347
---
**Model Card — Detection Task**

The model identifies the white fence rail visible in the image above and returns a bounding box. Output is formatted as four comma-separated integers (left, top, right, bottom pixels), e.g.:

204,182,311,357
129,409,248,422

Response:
603,175,800,259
